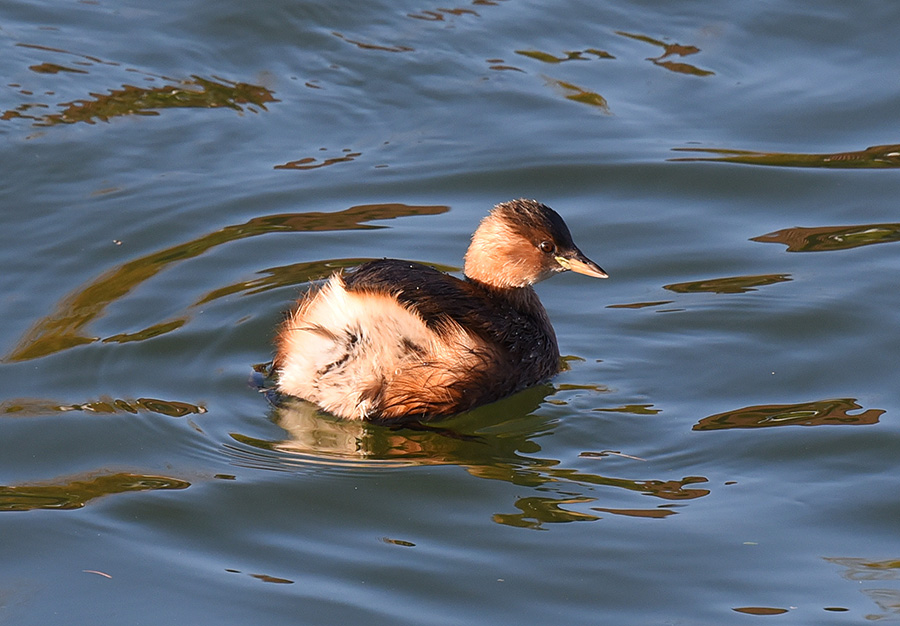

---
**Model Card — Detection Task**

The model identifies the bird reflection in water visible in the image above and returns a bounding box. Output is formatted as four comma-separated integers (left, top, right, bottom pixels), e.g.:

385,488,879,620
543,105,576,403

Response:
233,375,709,529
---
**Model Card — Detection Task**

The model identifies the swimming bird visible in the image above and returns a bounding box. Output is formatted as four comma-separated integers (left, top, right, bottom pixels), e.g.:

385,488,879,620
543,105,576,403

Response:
274,199,607,421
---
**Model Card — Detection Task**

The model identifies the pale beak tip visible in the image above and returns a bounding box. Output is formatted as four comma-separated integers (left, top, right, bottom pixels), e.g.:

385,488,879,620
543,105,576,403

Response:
559,254,609,279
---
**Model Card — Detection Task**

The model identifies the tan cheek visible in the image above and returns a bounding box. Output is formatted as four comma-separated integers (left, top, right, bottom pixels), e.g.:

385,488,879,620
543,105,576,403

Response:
495,241,544,287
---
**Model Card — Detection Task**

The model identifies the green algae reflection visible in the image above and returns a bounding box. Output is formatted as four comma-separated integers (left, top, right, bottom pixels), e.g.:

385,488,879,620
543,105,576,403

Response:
0,472,190,512
4,203,448,362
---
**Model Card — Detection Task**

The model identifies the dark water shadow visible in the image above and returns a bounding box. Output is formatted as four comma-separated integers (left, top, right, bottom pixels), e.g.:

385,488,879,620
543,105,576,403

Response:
228,384,709,529
4,203,448,362
752,223,900,252
694,398,884,431
0,472,190,512
670,144,900,168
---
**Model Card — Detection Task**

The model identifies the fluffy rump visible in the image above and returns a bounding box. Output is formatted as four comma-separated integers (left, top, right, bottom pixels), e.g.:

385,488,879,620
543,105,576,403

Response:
274,274,499,420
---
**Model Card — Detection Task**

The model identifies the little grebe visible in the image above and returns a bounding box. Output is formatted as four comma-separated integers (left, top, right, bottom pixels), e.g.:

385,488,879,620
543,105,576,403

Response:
274,198,607,421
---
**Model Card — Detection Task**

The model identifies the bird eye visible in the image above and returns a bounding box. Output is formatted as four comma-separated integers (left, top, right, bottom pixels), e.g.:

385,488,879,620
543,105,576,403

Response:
539,240,556,254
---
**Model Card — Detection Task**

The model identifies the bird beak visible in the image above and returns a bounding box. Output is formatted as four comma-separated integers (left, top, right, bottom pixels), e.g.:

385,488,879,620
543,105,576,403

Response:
556,251,608,279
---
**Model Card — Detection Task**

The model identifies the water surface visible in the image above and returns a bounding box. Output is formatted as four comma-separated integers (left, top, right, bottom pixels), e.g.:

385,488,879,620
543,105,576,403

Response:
2,0,899,624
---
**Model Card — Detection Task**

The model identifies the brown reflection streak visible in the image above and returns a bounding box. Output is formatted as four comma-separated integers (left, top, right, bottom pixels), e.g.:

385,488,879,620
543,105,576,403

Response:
196,258,372,305
468,463,709,501
826,557,900,581
733,607,789,616
607,300,673,309
0,472,190,512
408,10,448,20
29,62,89,75
1,103,49,121
492,475,706,528
653,60,714,76
408,0,502,21
825,560,900,623
751,223,900,252
493,496,599,528
17,77,275,126
382,537,416,547
413,8,479,19
862,590,900,621
516,49,614,63
487,60,524,72
664,273,790,294
578,451,645,460
547,471,710,500
16,42,116,65
332,32,413,52
544,77,611,113
4,204,448,362
102,319,188,343
275,150,362,170
670,144,900,168
694,398,883,431
249,574,294,584
1,396,206,418
226,569,296,584
593,404,661,415
615,31,714,76
591,507,677,519
555,383,607,393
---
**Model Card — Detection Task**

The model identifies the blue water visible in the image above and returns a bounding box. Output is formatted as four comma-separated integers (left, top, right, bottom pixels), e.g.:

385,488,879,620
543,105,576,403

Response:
2,1,900,624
